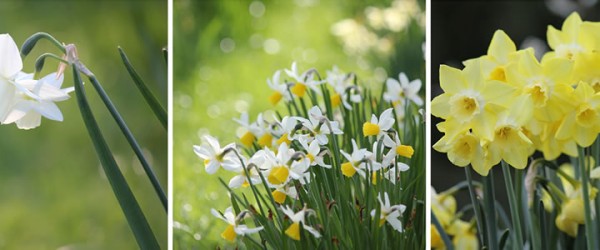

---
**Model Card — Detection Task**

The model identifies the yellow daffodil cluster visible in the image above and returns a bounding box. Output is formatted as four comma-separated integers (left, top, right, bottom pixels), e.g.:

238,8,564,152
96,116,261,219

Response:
433,12,600,176
431,187,478,250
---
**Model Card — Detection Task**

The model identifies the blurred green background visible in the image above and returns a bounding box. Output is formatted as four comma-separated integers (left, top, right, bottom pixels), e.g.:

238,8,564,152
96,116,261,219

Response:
173,0,424,248
0,1,167,249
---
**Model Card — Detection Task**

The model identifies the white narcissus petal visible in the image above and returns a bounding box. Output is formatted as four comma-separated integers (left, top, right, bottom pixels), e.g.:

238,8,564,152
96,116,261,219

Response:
386,212,404,232
396,162,410,171
193,145,211,159
0,34,22,78
304,225,321,238
236,225,263,235
205,160,220,174
3,101,31,124
228,175,246,188
0,81,16,120
32,102,63,121
15,112,42,130
211,208,228,223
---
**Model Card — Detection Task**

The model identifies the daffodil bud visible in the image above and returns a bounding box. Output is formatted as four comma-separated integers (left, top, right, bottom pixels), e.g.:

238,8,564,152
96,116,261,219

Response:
20,32,65,57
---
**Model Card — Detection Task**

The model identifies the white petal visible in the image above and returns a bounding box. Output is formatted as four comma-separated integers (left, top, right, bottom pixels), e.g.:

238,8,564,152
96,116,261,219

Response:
32,101,63,121
0,34,22,78
0,81,16,120
205,160,220,174
15,111,41,130
304,225,321,238
228,175,246,188
192,145,212,159
386,215,404,232
3,101,31,124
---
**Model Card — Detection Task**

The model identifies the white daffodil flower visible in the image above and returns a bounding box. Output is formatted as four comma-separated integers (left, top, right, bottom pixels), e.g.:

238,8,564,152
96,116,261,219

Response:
296,106,343,145
299,139,331,168
382,133,415,164
0,34,24,121
340,139,371,178
271,184,298,204
371,192,406,232
284,62,323,97
3,72,72,129
211,207,263,242
281,205,321,240
272,115,298,146
262,143,310,186
363,108,395,138
326,66,361,110
267,70,292,105
385,72,423,106
228,153,264,189
193,135,240,174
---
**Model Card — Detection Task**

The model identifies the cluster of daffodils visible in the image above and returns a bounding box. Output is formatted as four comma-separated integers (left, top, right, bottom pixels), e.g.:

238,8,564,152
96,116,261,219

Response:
0,34,72,130
433,12,600,176
431,187,478,250
432,12,600,248
194,62,424,247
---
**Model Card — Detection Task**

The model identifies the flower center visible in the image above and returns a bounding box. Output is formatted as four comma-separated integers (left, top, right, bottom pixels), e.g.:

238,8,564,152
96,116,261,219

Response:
576,105,597,127
258,133,273,147
453,134,478,159
269,91,283,105
396,145,414,158
489,66,506,82
268,166,289,185
450,95,480,122
285,222,301,240
307,153,315,163
291,83,307,97
363,122,380,136
240,131,255,147
221,225,237,242
272,190,287,204
276,133,291,145
525,83,548,107
331,93,342,107
341,162,357,177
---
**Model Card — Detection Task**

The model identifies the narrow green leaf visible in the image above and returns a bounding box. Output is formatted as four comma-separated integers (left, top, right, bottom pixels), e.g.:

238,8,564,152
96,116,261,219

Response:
87,75,167,211
73,65,160,249
118,47,167,129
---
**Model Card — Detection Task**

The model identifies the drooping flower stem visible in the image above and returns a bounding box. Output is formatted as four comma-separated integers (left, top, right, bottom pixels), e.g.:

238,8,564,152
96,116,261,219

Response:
73,65,160,249
432,211,454,250
464,166,485,243
501,161,523,249
578,146,596,250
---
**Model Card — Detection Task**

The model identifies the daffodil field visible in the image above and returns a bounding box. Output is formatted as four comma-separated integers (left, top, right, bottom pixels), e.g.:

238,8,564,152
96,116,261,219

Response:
432,12,600,249
194,61,425,249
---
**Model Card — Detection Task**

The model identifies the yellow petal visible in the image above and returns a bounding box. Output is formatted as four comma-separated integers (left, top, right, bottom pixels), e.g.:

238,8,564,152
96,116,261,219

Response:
240,131,255,147
487,30,516,63
396,145,414,158
269,92,283,105
272,190,287,204
291,83,307,97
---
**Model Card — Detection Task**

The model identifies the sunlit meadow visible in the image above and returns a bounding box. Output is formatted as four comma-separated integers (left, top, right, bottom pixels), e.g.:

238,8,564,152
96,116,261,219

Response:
173,0,424,248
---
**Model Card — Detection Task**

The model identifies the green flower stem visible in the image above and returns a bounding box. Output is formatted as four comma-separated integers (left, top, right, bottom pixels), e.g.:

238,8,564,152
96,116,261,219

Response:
73,65,159,249
501,161,523,249
464,166,485,244
118,47,167,129
20,32,66,57
578,146,596,250
483,171,498,250
86,75,167,211
33,53,69,74
432,211,454,250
